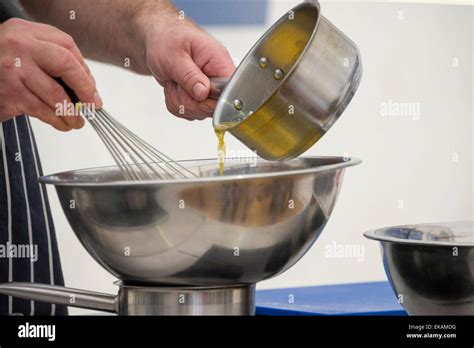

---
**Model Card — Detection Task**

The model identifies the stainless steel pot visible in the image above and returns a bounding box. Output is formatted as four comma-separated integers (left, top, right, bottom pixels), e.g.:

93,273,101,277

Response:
0,282,255,315
213,0,362,160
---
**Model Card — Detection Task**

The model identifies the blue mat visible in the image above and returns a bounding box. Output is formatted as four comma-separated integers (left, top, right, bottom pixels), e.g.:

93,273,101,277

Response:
256,281,407,316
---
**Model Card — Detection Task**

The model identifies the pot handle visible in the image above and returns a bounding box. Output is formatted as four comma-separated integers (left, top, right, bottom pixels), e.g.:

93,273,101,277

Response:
209,77,229,100
0,282,117,313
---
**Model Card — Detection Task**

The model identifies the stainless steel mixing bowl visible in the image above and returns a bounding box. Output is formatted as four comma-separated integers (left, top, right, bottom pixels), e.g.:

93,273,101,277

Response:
40,157,360,286
364,221,474,315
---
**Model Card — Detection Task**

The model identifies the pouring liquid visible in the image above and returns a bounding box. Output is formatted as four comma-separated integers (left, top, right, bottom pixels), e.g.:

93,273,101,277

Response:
214,122,239,175
215,127,226,176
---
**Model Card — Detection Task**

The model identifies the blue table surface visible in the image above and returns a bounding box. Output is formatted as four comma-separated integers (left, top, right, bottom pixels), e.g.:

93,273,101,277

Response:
256,281,407,316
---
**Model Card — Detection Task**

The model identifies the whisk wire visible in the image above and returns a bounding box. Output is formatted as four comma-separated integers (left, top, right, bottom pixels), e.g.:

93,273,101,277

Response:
79,105,196,181
93,111,160,180
101,112,180,179
84,111,141,181
107,112,196,178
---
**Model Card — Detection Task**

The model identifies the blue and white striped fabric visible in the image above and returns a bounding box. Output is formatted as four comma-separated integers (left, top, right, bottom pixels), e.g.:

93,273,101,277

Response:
0,115,66,316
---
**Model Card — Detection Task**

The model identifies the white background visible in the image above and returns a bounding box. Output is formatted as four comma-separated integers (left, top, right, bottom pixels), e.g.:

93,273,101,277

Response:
28,1,473,314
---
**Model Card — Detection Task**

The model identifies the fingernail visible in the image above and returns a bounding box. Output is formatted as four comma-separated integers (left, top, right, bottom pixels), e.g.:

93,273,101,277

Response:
94,92,103,108
192,83,207,100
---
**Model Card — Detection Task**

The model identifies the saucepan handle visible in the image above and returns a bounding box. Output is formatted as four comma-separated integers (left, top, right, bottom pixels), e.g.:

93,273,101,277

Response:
0,282,117,313
209,77,229,100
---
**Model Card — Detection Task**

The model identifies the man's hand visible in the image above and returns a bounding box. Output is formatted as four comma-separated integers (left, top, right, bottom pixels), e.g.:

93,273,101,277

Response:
144,16,235,120
0,18,102,131
19,0,234,121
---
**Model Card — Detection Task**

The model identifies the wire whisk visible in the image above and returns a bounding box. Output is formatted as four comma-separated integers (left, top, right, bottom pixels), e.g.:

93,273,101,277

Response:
79,106,197,181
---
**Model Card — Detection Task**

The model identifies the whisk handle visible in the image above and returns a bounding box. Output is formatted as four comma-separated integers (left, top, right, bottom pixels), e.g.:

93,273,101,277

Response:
0,0,25,22
209,77,229,100
0,0,80,104
54,77,80,104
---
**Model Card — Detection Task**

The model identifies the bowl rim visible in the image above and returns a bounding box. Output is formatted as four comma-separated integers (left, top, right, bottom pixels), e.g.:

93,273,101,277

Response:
39,156,362,187
364,221,474,247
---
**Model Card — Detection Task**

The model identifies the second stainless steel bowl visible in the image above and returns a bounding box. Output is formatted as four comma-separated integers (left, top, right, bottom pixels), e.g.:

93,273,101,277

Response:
365,222,474,315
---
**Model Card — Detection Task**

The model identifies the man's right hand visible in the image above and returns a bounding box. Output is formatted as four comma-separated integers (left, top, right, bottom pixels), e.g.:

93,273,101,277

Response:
0,18,101,131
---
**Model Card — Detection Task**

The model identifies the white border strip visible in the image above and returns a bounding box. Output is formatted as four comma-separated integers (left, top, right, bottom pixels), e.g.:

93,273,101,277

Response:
12,118,34,316
25,116,56,316
0,124,13,314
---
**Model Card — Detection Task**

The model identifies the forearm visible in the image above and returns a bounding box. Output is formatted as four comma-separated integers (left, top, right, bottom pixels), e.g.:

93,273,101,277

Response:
19,0,178,74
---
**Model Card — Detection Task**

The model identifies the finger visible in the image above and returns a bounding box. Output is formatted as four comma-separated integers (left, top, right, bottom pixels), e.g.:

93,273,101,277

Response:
193,36,236,78
38,36,92,78
23,67,84,129
166,53,210,102
202,49,236,78
22,88,71,132
29,21,92,77
154,76,166,88
37,36,92,78
163,82,181,118
165,82,194,121
198,99,217,118
59,113,85,129
32,41,102,108
176,84,211,119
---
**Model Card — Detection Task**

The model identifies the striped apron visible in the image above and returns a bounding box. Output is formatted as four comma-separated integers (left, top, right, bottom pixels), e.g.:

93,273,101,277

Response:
0,115,66,316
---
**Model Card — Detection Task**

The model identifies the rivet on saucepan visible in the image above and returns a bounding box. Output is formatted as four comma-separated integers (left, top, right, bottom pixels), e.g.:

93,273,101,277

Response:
273,69,284,80
233,99,243,111
259,57,269,68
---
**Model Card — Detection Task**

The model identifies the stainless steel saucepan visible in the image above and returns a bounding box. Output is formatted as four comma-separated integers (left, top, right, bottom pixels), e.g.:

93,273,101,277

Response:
212,0,362,160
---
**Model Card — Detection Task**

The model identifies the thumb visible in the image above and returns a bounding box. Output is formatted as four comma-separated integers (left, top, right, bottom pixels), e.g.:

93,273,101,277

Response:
169,55,210,101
